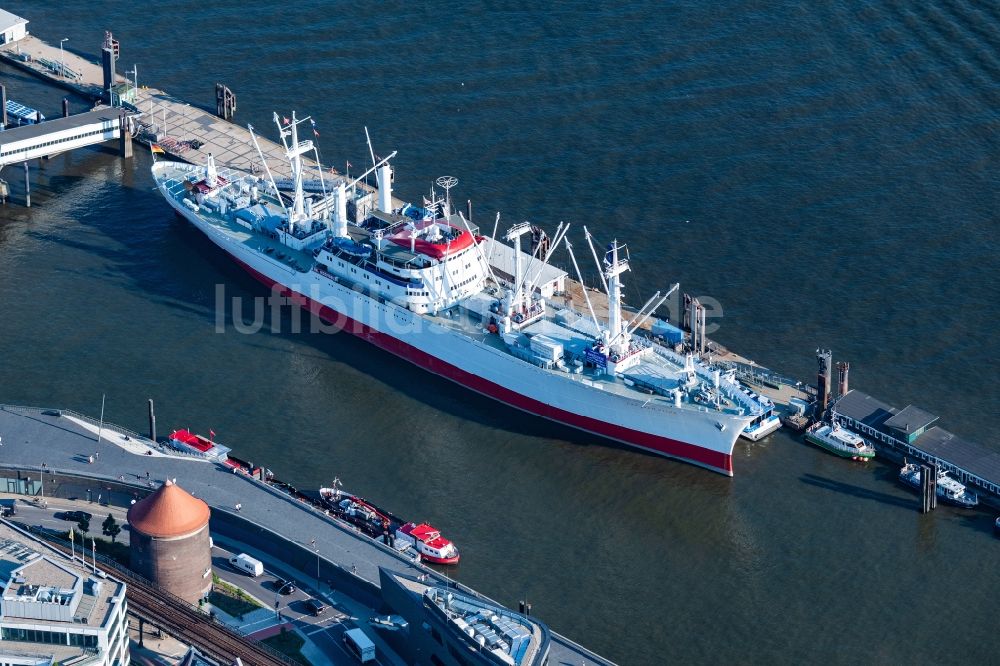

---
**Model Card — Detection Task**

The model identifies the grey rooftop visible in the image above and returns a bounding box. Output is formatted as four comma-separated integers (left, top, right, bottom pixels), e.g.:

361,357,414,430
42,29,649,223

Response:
883,405,938,434
832,390,895,428
0,9,27,33
834,390,1000,489
0,107,124,145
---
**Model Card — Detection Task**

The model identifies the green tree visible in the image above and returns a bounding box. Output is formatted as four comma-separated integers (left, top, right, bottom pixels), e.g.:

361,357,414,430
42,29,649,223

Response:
77,517,90,536
102,514,122,543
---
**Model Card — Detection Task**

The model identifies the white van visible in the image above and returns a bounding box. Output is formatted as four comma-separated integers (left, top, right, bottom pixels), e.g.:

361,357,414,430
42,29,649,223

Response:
343,628,376,663
228,553,264,577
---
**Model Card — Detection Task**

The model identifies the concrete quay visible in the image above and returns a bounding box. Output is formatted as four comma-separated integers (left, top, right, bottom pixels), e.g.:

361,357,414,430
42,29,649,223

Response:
0,404,614,666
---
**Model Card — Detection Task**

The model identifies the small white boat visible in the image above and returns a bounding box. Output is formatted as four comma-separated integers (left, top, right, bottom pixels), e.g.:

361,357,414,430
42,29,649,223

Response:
4,100,44,126
804,422,875,460
899,463,978,508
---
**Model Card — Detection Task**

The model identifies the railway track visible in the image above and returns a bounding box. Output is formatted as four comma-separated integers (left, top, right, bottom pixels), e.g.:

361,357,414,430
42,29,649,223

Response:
21,526,294,666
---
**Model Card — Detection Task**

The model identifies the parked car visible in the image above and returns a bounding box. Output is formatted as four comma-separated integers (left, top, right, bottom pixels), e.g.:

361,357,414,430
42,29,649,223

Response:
305,598,327,616
55,510,93,522
273,578,295,595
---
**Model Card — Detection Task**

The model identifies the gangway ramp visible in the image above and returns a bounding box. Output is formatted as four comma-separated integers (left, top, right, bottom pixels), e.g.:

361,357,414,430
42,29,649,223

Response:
0,107,136,168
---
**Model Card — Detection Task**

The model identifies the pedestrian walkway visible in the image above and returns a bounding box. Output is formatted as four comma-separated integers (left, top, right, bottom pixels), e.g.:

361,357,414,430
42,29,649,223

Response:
0,107,135,168
0,404,611,665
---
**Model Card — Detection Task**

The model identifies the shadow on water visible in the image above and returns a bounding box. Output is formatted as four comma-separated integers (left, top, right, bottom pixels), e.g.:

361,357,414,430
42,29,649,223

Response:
954,511,1000,538
800,472,916,510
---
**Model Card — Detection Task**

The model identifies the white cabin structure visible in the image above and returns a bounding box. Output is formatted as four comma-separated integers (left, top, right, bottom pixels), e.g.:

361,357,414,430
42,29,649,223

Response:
0,9,28,45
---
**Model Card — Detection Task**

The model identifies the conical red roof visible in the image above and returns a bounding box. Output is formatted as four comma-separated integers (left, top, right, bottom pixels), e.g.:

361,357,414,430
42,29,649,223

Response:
127,479,210,538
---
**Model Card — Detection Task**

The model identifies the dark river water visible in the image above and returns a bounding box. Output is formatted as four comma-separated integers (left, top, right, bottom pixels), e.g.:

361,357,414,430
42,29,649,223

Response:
1,1,998,663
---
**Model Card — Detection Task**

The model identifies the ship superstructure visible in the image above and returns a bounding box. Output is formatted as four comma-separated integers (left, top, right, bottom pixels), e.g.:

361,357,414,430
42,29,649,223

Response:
151,112,774,475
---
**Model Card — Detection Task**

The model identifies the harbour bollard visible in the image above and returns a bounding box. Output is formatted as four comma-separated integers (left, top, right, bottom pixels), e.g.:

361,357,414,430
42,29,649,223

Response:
119,115,133,159
920,464,936,513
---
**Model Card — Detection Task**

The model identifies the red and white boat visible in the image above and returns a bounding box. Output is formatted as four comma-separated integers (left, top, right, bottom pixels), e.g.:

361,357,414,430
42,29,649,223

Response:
395,522,460,565
151,112,775,476
320,486,460,564
168,428,231,461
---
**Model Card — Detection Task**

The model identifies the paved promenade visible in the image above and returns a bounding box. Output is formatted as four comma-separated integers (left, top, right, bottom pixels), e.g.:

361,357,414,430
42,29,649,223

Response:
0,405,612,665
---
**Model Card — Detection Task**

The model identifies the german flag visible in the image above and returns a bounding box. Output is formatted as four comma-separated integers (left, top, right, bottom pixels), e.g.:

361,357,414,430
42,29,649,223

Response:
150,143,165,154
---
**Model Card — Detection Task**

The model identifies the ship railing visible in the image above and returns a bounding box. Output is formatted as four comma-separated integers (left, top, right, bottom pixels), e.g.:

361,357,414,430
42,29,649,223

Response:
0,404,143,441
716,359,802,392
649,345,762,415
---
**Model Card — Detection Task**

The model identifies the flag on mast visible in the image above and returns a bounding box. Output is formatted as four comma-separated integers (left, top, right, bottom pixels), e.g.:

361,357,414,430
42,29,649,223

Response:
310,118,319,137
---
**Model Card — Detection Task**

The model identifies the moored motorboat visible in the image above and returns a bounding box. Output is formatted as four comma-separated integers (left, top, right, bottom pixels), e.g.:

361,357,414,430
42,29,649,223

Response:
319,486,460,564
738,386,781,441
395,522,460,565
899,463,978,508
804,422,875,460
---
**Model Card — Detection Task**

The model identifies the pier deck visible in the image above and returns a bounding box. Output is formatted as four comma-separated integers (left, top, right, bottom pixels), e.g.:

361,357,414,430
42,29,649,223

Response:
0,35,331,182
833,390,1000,503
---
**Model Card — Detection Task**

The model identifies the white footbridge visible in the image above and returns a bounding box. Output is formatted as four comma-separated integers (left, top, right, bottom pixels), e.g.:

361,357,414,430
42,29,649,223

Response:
0,106,137,168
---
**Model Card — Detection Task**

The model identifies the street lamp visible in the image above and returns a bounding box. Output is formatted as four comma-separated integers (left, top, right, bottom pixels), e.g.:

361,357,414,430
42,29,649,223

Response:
310,538,319,590
127,65,138,102
59,38,68,78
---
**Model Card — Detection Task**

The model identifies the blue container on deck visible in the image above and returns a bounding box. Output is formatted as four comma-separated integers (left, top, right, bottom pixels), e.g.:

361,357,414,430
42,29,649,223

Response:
651,319,684,344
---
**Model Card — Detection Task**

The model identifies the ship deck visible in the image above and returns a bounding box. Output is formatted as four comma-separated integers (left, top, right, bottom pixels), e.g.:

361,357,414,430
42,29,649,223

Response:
432,298,753,415
159,160,753,418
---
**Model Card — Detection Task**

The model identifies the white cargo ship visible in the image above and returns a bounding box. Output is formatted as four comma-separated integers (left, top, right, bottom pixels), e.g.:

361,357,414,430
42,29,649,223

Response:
151,113,773,475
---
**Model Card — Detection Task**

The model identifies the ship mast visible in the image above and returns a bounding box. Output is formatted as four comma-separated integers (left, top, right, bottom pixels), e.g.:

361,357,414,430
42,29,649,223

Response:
275,111,316,234
505,222,533,315
603,240,630,356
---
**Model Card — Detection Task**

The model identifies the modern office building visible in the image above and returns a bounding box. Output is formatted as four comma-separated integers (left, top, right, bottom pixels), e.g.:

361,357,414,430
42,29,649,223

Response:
0,521,130,666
